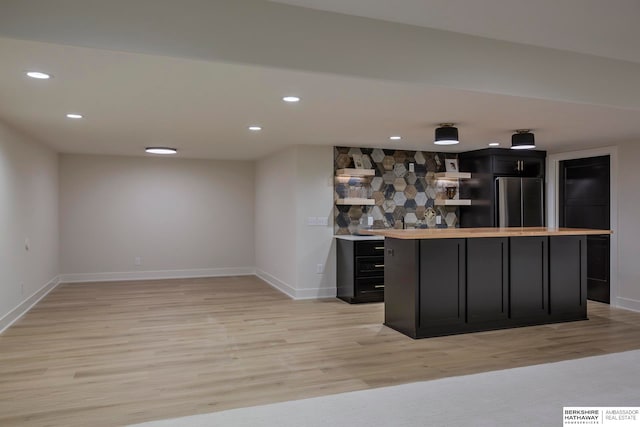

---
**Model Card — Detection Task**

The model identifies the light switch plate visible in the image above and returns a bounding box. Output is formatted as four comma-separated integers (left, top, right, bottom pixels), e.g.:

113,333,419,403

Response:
409,163,415,172
317,217,329,226
436,215,442,225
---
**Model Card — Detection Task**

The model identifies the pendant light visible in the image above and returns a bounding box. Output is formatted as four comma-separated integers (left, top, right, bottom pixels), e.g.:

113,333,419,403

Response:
434,123,459,145
511,130,536,150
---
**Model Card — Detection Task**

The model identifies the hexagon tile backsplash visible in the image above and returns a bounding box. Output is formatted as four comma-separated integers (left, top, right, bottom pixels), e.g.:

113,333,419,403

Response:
334,146,459,235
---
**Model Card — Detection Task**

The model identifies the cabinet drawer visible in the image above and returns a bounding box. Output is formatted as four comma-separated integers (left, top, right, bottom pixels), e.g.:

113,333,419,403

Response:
355,240,385,256
356,277,385,294
355,256,385,276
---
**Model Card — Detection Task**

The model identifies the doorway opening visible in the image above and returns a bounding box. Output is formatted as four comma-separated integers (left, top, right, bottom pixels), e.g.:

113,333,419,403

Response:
559,156,610,303
547,147,618,307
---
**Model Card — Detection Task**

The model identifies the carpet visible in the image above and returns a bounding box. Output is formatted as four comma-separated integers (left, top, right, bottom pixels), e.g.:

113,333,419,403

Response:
130,350,640,427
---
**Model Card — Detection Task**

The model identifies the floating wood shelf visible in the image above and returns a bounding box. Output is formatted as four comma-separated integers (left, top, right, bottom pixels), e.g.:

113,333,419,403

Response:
336,198,376,205
435,172,471,179
434,199,472,206
336,168,376,177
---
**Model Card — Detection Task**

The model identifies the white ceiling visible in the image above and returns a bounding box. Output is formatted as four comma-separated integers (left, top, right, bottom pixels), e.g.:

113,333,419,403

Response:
271,0,640,64
0,0,639,160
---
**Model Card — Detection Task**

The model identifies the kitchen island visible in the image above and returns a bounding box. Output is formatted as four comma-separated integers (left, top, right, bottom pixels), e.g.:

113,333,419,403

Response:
362,227,612,339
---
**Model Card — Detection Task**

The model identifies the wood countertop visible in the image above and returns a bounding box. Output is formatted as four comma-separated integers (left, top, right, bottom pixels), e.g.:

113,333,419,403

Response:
360,227,612,240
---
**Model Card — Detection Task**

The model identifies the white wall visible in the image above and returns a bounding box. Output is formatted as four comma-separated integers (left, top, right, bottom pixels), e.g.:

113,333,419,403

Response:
0,120,59,328
255,145,336,298
615,141,640,311
294,146,336,298
254,148,298,295
59,154,255,281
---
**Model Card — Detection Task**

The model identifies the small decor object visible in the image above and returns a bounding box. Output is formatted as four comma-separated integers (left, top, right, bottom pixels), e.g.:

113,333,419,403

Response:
445,186,457,199
445,158,458,172
352,154,364,169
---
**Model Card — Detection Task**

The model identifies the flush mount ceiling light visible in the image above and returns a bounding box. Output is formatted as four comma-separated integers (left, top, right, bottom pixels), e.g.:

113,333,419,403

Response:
145,147,178,155
389,136,402,140
26,71,51,79
248,126,262,131
66,113,83,119
434,123,459,145
511,130,536,150
282,96,300,103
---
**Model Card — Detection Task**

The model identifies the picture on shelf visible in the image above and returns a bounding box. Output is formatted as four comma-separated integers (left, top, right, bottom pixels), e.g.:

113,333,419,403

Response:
445,158,458,172
352,154,364,169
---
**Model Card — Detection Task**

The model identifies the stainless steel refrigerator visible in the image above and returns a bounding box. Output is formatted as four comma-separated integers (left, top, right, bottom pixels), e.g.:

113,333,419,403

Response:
495,177,544,227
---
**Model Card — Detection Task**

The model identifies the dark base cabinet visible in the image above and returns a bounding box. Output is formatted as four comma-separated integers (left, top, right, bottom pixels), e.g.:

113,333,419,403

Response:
467,237,508,324
510,236,549,320
337,239,385,303
384,235,587,338
419,239,466,329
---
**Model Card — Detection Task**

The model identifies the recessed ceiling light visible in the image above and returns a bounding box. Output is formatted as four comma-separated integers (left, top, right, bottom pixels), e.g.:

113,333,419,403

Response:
389,136,402,140
282,96,300,103
26,71,51,80
248,126,262,131
66,113,83,119
145,147,178,155
489,142,500,146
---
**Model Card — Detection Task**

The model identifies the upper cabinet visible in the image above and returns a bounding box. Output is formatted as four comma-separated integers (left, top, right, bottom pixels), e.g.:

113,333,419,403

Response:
459,148,545,178
491,155,544,177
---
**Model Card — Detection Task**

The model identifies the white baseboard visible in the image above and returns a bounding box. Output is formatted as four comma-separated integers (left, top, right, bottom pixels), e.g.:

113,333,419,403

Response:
615,297,640,313
255,269,297,299
59,267,255,283
255,269,336,299
0,276,60,335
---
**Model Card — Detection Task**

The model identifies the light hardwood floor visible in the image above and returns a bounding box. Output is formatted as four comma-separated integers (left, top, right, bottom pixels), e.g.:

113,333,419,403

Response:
1,276,639,427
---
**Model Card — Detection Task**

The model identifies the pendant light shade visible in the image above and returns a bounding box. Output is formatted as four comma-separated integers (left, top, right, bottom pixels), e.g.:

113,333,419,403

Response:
433,123,460,145
434,123,459,145
511,130,536,150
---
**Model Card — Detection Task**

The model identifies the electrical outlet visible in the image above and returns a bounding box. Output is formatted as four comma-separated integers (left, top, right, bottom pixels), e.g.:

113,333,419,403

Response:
135,256,142,266
368,216,374,226
409,163,415,172
436,215,442,225
316,263,324,274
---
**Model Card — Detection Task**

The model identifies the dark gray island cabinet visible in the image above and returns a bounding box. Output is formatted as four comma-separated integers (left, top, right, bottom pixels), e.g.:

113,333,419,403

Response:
365,227,611,339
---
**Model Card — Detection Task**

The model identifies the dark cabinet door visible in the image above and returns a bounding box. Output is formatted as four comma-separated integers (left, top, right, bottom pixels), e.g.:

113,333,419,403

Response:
492,156,521,176
509,236,549,319
419,239,466,327
549,236,587,318
521,158,544,177
466,238,509,323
